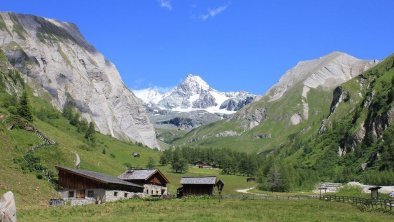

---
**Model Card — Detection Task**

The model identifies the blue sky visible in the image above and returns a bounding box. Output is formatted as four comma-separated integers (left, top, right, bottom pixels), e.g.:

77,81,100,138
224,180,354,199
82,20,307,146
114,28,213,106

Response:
2,0,394,94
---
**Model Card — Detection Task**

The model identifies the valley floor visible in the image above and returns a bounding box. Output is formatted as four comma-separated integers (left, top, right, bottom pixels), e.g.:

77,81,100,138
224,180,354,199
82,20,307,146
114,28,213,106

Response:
18,198,393,222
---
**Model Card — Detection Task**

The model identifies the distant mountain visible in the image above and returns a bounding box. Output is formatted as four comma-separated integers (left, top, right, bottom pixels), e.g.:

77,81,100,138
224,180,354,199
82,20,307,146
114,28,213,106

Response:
0,12,158,148
133,74,256,129
173,52,378,153
236,52,378,129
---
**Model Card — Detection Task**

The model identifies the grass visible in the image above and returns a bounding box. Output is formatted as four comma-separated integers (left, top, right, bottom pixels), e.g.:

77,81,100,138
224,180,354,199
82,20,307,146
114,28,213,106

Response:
18,198,394,222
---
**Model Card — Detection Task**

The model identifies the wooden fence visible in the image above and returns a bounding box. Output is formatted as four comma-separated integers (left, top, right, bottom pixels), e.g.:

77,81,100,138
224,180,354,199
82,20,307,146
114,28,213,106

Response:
222,194,319,200
221,194,393,212
321,195,393,211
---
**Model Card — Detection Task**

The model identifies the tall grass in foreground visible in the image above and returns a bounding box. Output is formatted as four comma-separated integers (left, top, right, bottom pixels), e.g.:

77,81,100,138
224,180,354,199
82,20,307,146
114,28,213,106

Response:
19,199,393,222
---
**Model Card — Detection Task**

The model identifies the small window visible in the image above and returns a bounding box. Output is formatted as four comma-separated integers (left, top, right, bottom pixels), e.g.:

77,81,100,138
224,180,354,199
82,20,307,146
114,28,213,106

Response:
68,191,74,198
114,192,118,197
146,190,149,194
156,191,159,195
151,190,153,195
124,193,128,198
87,190,94,198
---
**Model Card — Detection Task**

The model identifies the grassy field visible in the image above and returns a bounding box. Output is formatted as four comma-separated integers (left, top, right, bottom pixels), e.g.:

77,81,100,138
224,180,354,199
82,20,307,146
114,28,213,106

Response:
159,165,255,195
18,198,394,222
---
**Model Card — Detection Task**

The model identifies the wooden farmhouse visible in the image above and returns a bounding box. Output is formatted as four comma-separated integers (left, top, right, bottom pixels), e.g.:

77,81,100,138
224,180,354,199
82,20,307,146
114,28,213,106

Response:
118,169,169,196
193,161,214,169
177,176,222,197
56,166,143,205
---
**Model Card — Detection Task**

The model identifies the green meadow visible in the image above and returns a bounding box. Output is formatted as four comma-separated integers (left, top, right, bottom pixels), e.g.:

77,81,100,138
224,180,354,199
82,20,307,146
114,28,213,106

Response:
18,198,394,222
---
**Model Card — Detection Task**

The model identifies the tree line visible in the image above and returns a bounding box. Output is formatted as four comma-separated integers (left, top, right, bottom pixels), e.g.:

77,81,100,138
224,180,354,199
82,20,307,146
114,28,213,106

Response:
160,147,260,176
62,101,96,144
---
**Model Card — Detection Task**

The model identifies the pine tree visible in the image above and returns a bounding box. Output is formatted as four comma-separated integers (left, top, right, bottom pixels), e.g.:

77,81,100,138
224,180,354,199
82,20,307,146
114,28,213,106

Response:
84,122,96,144
62,102,73,120
17,90,33,121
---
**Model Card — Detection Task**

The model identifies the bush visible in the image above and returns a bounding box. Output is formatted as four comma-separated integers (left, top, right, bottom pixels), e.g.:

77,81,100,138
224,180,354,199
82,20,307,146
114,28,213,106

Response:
362,170,394,186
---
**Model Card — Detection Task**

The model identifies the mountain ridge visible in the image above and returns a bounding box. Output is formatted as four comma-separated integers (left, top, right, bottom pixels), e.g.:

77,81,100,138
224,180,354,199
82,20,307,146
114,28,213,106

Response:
133,74,256,115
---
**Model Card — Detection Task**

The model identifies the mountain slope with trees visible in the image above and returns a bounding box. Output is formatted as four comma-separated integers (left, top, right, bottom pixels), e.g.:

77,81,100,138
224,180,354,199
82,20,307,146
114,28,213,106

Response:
257,53,394,191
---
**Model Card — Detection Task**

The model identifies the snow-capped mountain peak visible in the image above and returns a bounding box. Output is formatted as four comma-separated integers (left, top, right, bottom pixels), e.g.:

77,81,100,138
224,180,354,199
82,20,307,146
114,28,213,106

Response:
132,74,256,115
180,74,210,92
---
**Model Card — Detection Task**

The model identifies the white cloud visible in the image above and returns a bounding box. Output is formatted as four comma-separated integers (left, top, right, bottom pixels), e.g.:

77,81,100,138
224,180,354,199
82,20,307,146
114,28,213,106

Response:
199,5,228,20
158,0,173,10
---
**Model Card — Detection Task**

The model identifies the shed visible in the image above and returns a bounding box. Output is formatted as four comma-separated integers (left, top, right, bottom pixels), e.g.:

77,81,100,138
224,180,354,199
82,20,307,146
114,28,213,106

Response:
178,176,217,197
246,177,256,183
368,186,382,200
132,152,140,158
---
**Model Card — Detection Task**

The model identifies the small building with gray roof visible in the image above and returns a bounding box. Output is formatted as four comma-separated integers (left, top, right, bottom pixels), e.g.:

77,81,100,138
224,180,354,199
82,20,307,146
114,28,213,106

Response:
118,169,169,196
178,176,223,197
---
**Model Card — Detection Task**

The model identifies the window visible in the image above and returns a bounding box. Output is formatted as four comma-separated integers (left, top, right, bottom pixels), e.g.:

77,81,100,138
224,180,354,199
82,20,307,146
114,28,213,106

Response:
114,192,118,197
124,193,128,198
151,190,153,195
156,191,159,195
87,190,94,198
68,191,74,198
146,190,149,194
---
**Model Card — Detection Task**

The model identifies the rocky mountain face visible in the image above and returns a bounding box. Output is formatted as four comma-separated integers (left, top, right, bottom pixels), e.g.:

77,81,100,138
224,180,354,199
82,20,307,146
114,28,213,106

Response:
235,52,378,129
173,52,378,154
0,12,159,148
133,74,256,129
262,53,394,187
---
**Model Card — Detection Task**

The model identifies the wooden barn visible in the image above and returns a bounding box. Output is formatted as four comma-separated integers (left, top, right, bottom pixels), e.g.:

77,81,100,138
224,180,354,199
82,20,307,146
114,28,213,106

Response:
56,166,143,205
118,169,169,196
177,176,223,197
193,161,214,169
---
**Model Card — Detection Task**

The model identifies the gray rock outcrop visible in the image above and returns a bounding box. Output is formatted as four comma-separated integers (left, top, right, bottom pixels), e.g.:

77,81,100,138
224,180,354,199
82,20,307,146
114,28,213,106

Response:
0,191,16,222
235,52,377,130
267,52,377,102
0,12,159,148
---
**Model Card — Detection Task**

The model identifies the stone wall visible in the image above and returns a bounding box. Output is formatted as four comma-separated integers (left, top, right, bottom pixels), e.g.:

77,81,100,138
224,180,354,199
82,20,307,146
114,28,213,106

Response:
59,189,144,205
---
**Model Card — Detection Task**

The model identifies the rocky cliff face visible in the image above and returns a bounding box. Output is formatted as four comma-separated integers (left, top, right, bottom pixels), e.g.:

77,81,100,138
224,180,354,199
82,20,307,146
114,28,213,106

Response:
267,52,377,101
235,52,377,130
0,12,159,148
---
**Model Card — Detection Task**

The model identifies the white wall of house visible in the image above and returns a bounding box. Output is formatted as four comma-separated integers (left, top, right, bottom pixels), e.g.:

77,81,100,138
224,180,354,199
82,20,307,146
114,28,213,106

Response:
143,184,167,196
59,189,144,205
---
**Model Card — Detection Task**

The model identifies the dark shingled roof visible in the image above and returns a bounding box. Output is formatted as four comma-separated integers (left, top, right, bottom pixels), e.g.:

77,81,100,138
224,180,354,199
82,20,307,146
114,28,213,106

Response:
56,166,143,188
180,176,217,185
